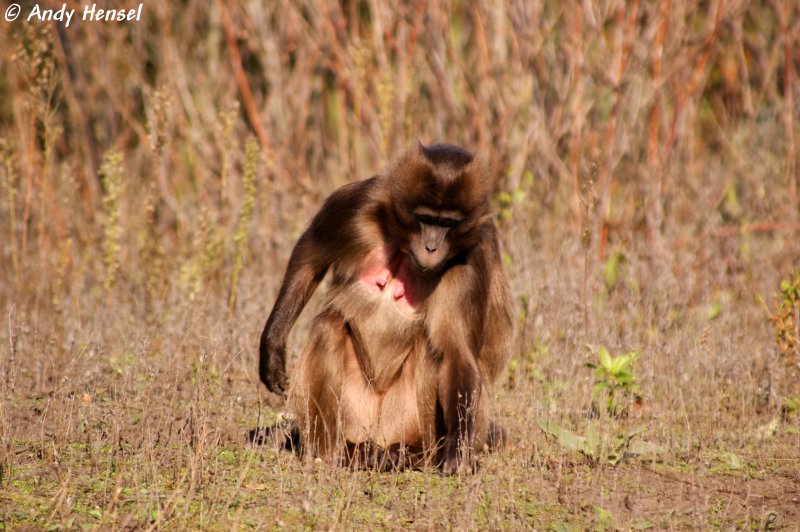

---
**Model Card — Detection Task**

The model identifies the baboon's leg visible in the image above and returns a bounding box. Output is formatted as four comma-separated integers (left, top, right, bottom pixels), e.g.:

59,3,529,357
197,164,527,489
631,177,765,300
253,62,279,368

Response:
289,310,352,458
434,351,492,474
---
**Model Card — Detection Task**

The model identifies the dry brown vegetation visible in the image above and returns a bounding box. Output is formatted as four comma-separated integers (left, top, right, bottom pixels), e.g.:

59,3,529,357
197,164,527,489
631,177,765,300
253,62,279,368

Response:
1,0,799,529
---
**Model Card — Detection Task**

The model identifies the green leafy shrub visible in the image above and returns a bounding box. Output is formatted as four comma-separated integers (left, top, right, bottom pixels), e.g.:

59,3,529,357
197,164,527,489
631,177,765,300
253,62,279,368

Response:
768,273,800,368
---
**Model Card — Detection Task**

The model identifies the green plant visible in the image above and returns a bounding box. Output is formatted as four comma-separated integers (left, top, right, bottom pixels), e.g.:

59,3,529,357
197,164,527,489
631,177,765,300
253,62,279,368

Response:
587,347,642,417
592,505,613,532
179,206,225,302
782,396,799,422
757,273,800,418
767,273,800,367
538,421,663,466
602,249,625,291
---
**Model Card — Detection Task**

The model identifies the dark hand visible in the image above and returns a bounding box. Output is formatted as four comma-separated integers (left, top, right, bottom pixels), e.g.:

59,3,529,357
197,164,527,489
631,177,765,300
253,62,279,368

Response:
439,436,477,476
259,339,288,396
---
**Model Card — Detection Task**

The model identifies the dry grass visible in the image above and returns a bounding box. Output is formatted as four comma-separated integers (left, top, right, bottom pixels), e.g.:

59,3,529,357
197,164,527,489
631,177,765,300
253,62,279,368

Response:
1,0,799,529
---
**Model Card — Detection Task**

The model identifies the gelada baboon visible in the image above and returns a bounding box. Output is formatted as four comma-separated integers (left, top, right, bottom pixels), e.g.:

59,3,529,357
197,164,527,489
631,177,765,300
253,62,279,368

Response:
259,143,512,474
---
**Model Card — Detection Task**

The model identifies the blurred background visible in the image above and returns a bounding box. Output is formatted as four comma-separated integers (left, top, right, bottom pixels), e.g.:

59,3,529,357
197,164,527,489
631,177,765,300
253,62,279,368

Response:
1,0,799,528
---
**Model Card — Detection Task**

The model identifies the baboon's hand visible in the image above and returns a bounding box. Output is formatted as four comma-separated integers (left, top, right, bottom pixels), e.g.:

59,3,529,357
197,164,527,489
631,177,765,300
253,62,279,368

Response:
259,340,288,396
439,436,477,476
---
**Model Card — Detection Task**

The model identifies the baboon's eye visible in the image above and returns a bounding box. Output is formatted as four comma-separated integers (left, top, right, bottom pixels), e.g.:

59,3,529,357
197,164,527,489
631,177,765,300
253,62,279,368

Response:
415,212,462,228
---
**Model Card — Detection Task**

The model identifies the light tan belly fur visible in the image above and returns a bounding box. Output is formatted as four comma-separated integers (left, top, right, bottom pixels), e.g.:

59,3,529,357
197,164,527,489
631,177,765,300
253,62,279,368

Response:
327,281,425,446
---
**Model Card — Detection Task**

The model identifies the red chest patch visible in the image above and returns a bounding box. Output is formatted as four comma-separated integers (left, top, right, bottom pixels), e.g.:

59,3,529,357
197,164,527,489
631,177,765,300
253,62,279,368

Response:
359,247,420,309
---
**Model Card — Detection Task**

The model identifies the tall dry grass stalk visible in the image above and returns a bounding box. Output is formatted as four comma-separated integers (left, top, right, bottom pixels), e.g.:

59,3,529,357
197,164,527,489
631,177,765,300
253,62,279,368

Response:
100,150,124,292
0,139,19,287
217,101,240,208
228,136,260,312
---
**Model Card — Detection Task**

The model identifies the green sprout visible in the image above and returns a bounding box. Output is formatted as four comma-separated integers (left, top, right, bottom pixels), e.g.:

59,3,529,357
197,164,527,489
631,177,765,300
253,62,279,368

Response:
587,347,642,417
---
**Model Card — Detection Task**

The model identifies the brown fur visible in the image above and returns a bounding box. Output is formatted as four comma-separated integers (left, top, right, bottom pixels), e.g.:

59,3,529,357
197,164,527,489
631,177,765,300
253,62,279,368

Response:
259,143,512,474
